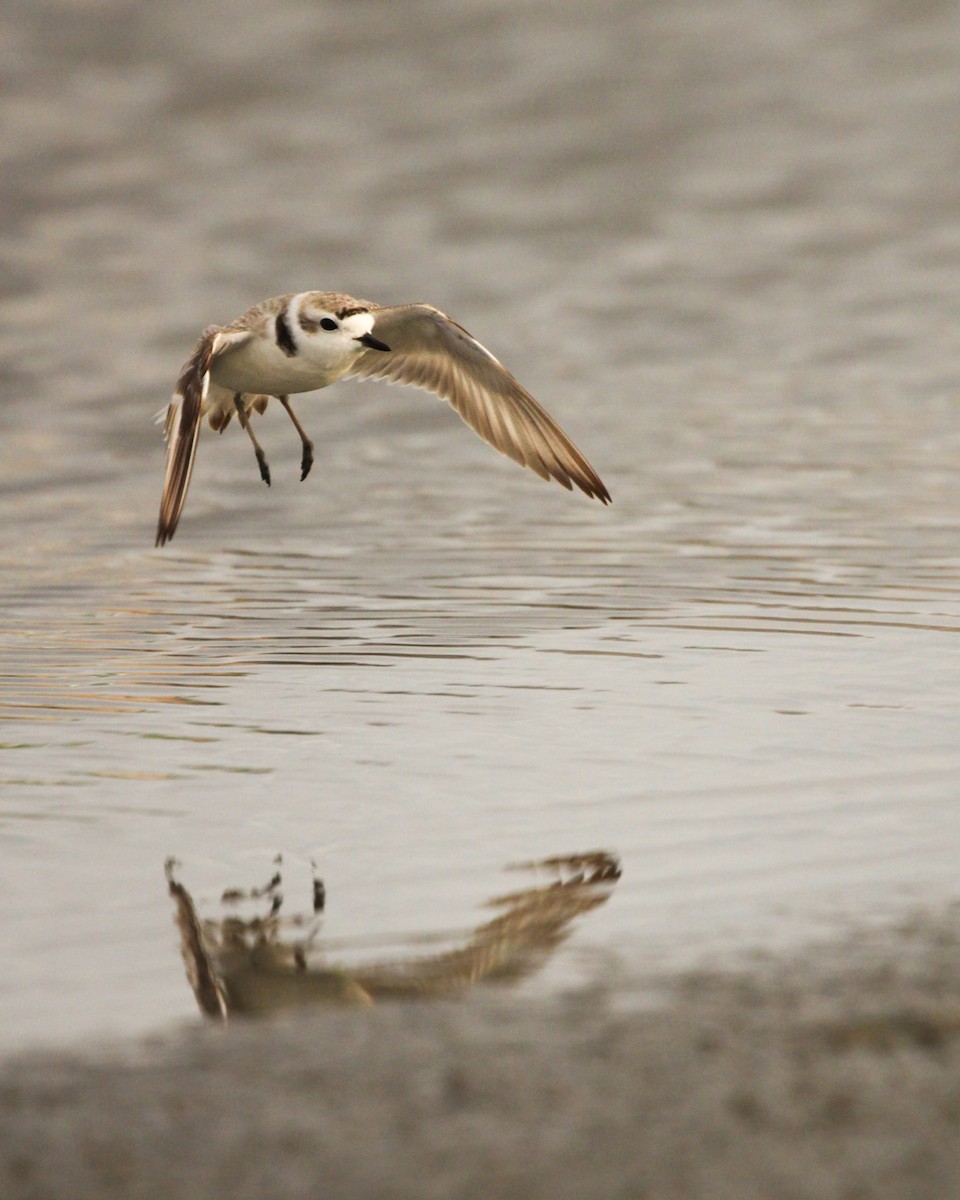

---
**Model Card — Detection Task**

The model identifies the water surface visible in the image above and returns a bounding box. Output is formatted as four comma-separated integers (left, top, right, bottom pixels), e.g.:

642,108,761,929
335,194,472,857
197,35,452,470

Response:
1,0,959,1050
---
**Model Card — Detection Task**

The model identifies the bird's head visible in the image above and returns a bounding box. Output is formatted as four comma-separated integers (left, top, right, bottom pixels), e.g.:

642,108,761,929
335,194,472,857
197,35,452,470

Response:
294,293,390,356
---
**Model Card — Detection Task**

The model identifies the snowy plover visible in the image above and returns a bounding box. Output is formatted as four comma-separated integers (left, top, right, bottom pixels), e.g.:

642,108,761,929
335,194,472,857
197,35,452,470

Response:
155,291,610,545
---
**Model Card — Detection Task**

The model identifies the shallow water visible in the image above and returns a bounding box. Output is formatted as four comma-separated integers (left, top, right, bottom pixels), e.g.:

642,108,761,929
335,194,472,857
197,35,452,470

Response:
1,0,959,1050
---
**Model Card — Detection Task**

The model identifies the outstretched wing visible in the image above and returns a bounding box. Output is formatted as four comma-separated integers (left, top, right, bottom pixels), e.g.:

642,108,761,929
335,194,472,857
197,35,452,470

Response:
347,304,610,503
155,327,252,546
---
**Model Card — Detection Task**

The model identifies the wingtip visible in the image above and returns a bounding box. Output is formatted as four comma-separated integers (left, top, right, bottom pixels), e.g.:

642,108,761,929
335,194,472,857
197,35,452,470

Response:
155,480,185,547
574,471,611,506
154,330,216,551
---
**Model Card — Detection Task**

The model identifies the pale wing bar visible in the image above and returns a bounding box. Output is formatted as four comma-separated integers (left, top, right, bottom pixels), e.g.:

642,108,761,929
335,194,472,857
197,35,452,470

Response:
349,305,611,504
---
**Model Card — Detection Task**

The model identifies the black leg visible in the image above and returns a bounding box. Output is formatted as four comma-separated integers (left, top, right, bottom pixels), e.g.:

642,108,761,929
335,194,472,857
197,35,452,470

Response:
278,396,315,481
234,394,271,486
310,859,326,914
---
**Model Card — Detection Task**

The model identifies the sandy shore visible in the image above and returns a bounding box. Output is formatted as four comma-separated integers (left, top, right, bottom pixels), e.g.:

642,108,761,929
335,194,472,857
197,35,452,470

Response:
4,910,960,1200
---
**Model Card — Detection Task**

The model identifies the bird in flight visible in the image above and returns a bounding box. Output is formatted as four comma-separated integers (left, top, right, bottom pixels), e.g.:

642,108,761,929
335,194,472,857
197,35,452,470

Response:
155,291,611,545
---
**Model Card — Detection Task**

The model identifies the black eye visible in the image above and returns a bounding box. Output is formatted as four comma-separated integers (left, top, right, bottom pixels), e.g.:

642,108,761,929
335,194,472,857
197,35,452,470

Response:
320,318,338,331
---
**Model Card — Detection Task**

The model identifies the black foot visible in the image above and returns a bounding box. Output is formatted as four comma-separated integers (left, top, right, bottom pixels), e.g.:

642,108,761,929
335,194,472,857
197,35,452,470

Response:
300,443,314,482
256,450,271,487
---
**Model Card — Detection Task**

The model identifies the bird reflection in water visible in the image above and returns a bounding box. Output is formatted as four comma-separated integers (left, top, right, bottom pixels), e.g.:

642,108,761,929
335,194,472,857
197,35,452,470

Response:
165,852,621,1019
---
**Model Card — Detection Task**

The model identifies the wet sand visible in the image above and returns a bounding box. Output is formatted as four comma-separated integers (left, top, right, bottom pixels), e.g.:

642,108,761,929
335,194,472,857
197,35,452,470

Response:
4,909,960,1199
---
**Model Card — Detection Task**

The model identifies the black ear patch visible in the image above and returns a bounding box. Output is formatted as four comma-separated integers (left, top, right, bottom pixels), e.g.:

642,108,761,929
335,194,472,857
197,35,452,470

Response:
275,308,297,357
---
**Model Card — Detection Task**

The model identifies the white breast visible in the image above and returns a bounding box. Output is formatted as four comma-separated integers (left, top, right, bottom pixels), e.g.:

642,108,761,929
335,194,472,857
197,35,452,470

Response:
212,336,336,396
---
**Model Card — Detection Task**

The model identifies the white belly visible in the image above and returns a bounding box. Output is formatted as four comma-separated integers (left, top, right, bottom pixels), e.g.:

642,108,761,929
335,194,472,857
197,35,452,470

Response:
211,337,348,396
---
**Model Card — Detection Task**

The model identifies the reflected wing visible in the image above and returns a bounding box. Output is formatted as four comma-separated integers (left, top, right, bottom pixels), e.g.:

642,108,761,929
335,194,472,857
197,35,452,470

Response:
155,327,252,547
352,853,619,998
348,304,611,503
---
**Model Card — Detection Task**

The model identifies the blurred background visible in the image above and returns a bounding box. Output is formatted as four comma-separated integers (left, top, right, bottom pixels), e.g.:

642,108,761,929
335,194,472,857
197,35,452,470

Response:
1,0,959,1050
